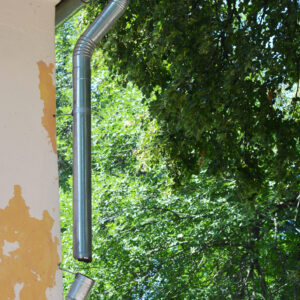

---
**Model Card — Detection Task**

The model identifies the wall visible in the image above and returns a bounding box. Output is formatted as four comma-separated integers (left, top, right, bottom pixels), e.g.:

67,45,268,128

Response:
0,0,63,298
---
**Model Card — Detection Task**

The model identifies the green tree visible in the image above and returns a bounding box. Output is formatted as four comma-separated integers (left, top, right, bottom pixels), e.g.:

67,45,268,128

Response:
87,0,299,183
56,2,300,298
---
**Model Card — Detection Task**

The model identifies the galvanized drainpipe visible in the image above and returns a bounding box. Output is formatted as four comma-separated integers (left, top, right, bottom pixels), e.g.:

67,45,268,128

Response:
73,0,129,262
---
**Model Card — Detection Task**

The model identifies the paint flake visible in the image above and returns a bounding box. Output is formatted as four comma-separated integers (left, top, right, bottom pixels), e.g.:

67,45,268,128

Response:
14,282,24,300
2,240,19,256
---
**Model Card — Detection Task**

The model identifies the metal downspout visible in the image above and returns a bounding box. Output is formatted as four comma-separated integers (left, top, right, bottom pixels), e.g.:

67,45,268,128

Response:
73,0,129,262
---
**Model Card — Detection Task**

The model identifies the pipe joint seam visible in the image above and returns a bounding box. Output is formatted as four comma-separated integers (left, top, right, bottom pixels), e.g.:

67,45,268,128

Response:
113,0,129,10
74,37,97,57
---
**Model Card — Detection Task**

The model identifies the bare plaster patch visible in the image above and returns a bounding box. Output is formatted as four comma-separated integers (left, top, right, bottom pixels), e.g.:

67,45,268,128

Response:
37,61,57,154
0,185,60,299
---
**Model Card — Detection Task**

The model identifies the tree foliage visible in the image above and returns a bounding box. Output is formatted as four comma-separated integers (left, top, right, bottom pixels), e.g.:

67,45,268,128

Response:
56,1,299,299
88,0,299,182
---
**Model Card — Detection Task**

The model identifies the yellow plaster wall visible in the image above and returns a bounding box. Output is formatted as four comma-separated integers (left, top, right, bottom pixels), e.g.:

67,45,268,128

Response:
0,0,63,298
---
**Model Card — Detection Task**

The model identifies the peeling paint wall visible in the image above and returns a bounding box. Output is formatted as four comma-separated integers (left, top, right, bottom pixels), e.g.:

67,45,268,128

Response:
37,61,57,154
0,0,63,299
0,185,60,299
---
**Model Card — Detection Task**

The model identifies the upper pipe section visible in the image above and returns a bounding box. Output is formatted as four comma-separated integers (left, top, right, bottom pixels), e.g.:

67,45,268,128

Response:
74,0,129,57
73,0,129,262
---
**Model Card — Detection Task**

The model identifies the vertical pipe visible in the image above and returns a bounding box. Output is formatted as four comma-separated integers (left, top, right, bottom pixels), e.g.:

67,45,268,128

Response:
73,55,92,262
73,0,129,262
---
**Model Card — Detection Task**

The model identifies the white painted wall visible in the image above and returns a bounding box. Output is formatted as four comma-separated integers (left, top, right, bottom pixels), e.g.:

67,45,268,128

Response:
0,0,63,298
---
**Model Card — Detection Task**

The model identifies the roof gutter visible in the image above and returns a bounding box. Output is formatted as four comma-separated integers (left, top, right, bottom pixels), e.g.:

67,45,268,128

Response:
55,0,85,28
73,0,129,262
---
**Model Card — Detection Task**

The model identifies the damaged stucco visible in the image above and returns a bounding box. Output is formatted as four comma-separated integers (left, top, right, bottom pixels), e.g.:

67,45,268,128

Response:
38,61,57,154
0,185,60,300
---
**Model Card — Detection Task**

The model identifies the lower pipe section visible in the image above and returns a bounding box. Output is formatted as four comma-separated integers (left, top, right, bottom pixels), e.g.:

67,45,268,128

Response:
66,273,95,299
73,55,92,262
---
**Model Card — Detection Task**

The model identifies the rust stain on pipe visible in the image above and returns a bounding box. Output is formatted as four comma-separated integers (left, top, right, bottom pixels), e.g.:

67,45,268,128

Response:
0,185,60,299
37,61,57,154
